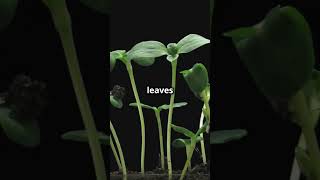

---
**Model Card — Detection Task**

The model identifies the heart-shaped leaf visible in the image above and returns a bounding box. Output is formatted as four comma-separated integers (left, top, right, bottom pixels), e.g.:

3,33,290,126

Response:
0,0,18,31
79,0,110,14
0,107,40,147
127,41,167,62
171,124,195,138
129,102,155,110
62,130,110,145
181,63,209,96
210,129,247,144
177,34,210,54
225,6,315,99
158,102,188,111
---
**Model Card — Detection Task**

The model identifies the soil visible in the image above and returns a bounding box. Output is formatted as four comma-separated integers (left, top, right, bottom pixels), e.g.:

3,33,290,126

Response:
110,163,210,180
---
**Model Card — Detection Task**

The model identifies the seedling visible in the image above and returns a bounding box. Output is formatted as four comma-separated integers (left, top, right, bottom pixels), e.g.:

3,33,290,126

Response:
110,42,166,174
129,102,188,170
225,5,320,180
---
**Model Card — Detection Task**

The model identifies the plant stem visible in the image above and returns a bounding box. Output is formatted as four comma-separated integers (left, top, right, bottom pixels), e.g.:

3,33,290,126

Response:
185,145,192,170
290,91,320,180
180,139,196,180
167,60,178,179
126,62,146,174
155,110,165,170
199,108,207,165
42,1,106,179
290,134,305,180
110,137,122,172
110,121,127,176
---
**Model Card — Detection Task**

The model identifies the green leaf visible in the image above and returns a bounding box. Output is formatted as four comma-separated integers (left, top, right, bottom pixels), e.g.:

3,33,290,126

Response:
171,124,195,138
158,102,188,111
172,136,203,149
61,130,110,145
0,0,18,31
79,0,110,14
127,41,167,62
172,138,191,148
166,54,179,62
110,95,123,109
210,129,247,144
132,57,155,67
181,63,209,96
225,6,315,99
129,102,155,110
176,34,210,54
0,107,40,147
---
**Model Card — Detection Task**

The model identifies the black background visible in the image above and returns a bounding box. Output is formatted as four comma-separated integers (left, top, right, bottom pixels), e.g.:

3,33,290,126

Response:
0,1,107,179
212,0,320,180
110,0,211,173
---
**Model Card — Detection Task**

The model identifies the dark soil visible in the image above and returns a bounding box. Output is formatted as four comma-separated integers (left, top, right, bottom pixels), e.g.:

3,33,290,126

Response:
110,163,210,180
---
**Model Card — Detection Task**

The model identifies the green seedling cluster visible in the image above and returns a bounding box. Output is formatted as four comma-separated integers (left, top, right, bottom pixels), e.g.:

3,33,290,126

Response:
110,34,210,179
225,5,320,180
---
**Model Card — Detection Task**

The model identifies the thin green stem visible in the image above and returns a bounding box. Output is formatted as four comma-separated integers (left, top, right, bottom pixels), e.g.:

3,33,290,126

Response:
42,1,106,179
110,137,122,172
110,121,127,176
155,110,165,169
185,145,192,170
180,140,196,180
167,60,178,179
126,62,146,174
199,108,207,164
290,91,320,180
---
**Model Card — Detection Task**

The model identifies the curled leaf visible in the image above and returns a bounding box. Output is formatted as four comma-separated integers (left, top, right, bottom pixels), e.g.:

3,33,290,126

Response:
172,137,203,149
110,50,126,71
181,63,209,96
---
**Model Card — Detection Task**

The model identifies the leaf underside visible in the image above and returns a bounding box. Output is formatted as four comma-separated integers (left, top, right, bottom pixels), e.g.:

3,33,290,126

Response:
210,129,247,144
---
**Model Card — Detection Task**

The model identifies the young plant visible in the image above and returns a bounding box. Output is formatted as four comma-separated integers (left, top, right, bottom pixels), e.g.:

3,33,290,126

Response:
129,102,188,170
109,85,127,176
181,63,210,165
163,34,210,178
225,5,320,180
172,136,203,170
171,118,209,180
110,42,166,174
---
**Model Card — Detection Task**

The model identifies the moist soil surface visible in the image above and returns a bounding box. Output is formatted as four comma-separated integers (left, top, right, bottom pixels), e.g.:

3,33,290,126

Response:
110,163,209,180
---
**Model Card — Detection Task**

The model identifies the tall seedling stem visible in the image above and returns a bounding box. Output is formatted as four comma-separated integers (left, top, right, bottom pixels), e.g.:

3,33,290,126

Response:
42,1,106,180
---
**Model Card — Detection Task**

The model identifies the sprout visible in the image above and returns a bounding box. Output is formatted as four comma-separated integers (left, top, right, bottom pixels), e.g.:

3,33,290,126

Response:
130,102,188,170
171,119,209,180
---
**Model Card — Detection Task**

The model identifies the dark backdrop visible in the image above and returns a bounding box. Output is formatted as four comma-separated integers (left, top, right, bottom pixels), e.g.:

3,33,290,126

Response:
110,0,211,173
0,1,107,179
212,0,320,180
